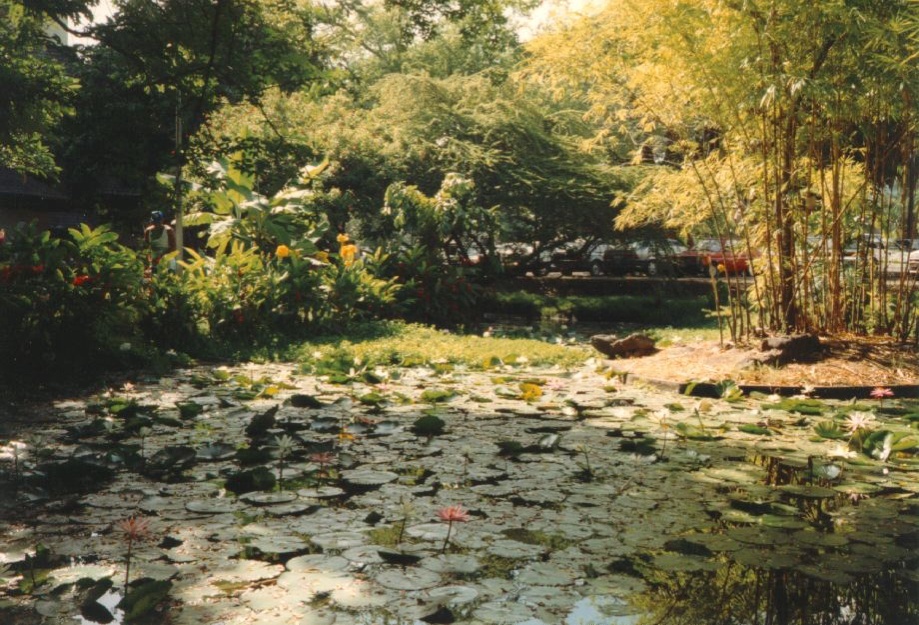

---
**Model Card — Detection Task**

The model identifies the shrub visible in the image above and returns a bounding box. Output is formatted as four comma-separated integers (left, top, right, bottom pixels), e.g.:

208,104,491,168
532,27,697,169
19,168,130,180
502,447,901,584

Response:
0,222,147,377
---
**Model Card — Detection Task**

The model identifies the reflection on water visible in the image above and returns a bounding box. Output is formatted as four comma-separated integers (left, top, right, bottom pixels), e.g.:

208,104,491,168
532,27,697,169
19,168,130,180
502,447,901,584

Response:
625,560,917,625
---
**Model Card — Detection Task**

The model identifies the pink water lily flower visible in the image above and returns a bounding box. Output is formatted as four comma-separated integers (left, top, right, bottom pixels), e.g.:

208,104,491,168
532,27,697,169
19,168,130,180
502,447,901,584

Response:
870,387,894,400
437,505,470,523
437,505,470,554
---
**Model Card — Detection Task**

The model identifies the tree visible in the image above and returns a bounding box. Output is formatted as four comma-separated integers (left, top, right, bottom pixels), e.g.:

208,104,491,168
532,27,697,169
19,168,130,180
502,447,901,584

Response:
193,69,628,259
524,0,919,337
0,0,86,176
60,0,329,217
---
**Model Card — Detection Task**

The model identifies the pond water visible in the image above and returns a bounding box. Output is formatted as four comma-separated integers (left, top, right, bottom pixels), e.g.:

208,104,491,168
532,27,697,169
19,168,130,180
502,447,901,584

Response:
0,356,916,625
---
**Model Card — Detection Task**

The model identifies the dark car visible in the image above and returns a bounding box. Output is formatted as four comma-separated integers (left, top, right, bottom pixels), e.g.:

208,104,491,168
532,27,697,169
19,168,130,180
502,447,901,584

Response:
630,238,689,276
586,242,641,276
536,240,640,276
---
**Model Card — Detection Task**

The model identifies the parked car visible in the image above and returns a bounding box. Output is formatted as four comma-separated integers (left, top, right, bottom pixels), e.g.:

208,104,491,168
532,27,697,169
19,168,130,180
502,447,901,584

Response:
682,238,754,276
535,240,587,276
587,242,641,276
536,240,640,276
630,238,689,276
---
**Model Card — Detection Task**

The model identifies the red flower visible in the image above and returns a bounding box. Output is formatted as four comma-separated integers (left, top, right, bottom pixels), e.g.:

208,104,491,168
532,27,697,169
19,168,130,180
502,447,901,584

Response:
73,274,92,287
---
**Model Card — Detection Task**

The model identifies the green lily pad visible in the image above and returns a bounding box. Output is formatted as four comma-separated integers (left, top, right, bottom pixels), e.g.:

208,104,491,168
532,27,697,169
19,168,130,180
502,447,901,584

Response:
651,552,719,572
779,484,838,499
738,424,772,436
813,420,848,439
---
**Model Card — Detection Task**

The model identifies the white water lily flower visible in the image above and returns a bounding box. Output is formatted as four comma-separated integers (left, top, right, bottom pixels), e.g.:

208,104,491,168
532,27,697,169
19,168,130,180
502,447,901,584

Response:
845,411,876,434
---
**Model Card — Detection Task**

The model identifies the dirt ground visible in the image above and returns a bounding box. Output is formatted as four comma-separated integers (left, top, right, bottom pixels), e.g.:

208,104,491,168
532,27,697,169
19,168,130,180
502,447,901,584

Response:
611,334,919,389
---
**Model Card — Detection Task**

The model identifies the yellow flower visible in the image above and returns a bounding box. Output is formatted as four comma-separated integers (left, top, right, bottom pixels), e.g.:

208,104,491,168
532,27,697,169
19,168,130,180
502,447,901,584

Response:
275,244,290,258
341,243,358,265
336,233,349,244
315,251,330,263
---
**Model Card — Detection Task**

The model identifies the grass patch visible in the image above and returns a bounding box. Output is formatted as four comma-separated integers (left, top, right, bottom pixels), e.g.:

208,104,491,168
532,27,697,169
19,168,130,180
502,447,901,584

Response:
291,321,591,371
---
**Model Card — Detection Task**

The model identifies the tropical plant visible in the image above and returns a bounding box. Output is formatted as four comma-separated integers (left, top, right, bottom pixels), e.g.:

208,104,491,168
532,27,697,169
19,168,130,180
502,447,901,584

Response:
0,222,147,377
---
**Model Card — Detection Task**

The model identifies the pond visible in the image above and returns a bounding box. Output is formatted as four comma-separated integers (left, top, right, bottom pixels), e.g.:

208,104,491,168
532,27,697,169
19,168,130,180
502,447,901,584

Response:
0,357,916,624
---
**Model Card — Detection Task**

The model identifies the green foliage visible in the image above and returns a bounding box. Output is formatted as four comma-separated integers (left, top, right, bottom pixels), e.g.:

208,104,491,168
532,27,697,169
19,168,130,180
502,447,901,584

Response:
0,222,147,377
179,153,330,253
0,0,82,176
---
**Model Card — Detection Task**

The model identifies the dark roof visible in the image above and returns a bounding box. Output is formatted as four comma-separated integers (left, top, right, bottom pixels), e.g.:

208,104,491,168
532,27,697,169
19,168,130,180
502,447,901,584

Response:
0,168,70,200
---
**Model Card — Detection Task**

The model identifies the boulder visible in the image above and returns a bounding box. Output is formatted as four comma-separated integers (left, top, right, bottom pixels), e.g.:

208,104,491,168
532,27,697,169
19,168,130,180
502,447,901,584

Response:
590,333,658,359
742,333,823,368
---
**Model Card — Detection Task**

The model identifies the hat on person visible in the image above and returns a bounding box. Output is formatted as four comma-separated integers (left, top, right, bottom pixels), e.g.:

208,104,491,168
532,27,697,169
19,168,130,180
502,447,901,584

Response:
150,211,165,224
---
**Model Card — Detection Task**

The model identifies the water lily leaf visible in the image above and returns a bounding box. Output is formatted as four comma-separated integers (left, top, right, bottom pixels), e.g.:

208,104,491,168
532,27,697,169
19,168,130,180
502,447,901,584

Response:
793,530,849,547
358,392,387,407
289,394,324,408
425,585,479,606
651,552,719,572
738,424,772,436
196,442,236,461
241,492,298,506
340,469,399,488
420,389,457,404
374,568,441,591
832,482,882,495
779,484,838,499
813,420,848,439
762,398,825,415
675,422,720,440
246,535,309,558
759,514,808,529
142,446,197,480
185,499,241,515
175,401,204,419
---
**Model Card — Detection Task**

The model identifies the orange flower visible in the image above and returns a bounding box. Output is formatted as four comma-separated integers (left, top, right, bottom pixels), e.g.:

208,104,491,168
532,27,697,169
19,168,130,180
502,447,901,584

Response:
275,244,291,258
336,233,349,244
341,243,358,265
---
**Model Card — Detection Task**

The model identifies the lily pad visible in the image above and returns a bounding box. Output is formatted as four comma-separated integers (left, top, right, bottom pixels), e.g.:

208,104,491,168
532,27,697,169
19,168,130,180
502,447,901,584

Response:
374,568,441,590
241,492,299,506
185,499,241,515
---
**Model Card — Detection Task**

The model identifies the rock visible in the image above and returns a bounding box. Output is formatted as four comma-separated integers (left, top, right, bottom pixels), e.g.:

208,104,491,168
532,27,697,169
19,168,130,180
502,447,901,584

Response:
743,334,823,368
590,333,658,358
